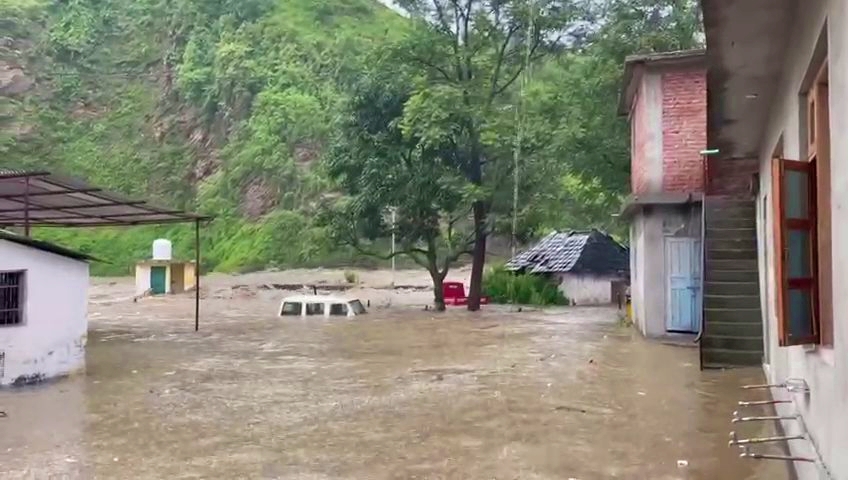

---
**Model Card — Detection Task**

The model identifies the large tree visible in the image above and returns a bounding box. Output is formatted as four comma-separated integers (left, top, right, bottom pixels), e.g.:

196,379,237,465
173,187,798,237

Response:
389,0,582,310
321,72,475,311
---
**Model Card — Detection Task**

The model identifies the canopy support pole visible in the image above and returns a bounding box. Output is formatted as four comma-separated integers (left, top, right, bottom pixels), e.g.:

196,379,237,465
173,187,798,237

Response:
195,219,200,332
24,177,30,237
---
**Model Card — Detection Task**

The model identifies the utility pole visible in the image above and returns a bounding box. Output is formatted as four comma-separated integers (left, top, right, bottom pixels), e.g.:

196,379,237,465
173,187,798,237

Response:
391,207,396,286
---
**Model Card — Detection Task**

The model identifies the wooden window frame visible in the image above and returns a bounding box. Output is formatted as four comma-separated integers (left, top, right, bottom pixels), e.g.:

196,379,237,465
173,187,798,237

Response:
773,158,819,346
773,56,832,348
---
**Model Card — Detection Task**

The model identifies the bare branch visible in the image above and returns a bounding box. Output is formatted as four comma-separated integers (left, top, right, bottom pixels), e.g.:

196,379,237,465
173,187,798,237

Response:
493,42,541,97
410,55,454,82
488,24,519,104
431,0,453,34
343,233,428,262
439,245,474,279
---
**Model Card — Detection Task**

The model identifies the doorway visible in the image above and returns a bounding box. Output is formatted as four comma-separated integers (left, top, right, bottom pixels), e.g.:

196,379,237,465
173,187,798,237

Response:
150,266,167,295
665,237,701,333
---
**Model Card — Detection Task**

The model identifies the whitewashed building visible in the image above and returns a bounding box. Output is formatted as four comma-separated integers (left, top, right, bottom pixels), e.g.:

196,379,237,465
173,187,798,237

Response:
505,229,629,305
703,0,848,477
0,230,91,386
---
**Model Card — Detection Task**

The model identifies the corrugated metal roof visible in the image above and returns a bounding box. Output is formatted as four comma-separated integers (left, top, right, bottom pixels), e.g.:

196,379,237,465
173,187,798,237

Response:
505,229,629,275
0,169,210,227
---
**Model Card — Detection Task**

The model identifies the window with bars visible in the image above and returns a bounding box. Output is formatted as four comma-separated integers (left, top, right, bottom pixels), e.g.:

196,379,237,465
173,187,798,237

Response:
0,271,24,326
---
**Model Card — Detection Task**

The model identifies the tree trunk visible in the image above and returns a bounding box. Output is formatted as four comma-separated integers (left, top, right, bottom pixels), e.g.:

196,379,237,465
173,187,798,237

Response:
467,200,487,311
429,267,446,312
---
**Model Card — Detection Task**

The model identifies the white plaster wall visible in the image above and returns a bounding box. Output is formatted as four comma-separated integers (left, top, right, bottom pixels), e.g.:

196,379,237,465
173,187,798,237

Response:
756,2,848,477
631,211,667,337
135,264,151,295
641,210,667,337
557,273,615,305
641,72,665,192
630,220,646,333
135,263,172,295
0,240,88,386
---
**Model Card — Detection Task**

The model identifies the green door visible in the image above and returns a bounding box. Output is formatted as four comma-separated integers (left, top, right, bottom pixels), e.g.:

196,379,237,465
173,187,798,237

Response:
150,266,167,295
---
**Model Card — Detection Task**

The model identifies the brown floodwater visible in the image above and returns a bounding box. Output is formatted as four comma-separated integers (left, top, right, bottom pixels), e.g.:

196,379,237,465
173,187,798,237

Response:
0,280,791,479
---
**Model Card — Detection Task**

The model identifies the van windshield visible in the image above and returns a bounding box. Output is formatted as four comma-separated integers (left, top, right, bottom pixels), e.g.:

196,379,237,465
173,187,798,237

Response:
348,300,366,314
280,302,301,316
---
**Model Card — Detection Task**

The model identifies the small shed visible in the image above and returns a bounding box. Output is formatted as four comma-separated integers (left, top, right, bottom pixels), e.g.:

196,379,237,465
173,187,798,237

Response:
506,229,629,305
0,230,94,386
135,260,196,296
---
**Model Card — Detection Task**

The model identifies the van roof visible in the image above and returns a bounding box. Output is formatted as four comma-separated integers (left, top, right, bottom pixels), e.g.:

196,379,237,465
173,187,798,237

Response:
280,295,360,304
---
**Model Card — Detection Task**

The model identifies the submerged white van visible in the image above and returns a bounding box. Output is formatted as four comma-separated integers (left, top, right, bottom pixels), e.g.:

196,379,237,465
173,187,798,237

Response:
278,295,367,318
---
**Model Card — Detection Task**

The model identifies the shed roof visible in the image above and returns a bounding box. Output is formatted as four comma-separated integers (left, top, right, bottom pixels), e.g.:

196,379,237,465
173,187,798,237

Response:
0,229,96,262
0,169,211,227
505,229,629,275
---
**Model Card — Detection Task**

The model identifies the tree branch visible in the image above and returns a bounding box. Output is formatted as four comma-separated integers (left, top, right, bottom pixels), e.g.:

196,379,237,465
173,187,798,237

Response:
439,244,474,279
410,55,454,82
488,24,519,105
431,0,453,34
493,30,548,98
343,232,428,262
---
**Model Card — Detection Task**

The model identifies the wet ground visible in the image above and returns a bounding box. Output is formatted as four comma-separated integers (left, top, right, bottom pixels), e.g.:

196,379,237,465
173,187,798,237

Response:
0,270,790,479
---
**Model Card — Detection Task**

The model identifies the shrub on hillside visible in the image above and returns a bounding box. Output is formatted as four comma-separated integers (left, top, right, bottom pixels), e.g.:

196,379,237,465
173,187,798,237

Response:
482,265,568,306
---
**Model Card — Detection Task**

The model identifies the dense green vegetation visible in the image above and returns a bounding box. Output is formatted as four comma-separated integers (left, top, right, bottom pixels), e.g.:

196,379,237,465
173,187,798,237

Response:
1,0,702,278
483,265,568,306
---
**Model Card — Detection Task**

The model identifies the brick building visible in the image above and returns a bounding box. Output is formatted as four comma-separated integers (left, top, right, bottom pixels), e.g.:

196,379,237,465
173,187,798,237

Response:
618,50,709,339
619,48,764,369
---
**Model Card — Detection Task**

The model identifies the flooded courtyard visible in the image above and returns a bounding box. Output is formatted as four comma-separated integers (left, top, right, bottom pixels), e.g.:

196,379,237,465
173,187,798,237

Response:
0,269,789,479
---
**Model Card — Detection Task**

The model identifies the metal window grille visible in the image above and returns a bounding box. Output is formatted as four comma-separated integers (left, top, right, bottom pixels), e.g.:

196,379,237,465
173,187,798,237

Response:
0,271,24,326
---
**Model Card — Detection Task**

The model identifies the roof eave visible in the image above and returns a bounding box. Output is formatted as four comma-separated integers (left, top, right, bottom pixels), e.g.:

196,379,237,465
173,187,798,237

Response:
618,192,704,222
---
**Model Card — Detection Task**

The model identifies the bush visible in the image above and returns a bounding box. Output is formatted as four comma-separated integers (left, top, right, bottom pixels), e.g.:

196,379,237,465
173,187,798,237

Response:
343,270,358,284
483,264,568,306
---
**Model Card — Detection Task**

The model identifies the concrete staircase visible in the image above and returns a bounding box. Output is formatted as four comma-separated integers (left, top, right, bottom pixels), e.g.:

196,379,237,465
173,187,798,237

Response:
700,197,764,368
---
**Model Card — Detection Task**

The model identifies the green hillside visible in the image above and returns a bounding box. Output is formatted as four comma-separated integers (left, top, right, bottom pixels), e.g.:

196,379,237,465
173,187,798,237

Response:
1,0,703,276
2,0,407,274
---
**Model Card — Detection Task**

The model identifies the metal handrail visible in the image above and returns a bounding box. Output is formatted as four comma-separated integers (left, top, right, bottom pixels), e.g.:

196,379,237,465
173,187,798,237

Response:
695,149,719,351
694,155,708,346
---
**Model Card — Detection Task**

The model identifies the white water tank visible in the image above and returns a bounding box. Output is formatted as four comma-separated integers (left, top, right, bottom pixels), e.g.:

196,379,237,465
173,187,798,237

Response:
152,238,172,261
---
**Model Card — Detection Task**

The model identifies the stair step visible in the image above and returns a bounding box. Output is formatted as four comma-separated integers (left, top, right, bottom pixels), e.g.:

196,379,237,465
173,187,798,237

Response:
707,238,758,251
705,321,762,337
701,335,763,351
707,249,758,260
704,308,762,323
707,259,758,271
706,270,760,282
705,205,756,218
706,218,756,229
704,281,759,296
704,295,761,309
701,348,763,367
706,228,757,240
706,196,755,205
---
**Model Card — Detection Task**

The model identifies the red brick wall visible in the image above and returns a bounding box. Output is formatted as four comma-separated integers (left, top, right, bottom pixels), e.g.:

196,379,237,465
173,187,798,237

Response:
631,82,648,194
661,70,706,192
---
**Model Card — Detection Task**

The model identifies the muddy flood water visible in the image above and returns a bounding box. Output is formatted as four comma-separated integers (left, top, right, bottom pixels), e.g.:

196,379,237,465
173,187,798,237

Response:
0,270,790,479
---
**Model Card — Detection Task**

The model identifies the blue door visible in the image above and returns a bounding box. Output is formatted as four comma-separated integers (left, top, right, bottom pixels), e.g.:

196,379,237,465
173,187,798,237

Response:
665,237,701,333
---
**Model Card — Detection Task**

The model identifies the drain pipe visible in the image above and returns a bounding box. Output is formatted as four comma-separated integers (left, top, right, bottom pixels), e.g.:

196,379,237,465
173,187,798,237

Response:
695,148,720,346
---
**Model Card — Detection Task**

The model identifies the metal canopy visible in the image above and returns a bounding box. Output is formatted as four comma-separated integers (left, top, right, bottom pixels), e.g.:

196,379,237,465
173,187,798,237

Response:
0,169,211,227
0,169,211,332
